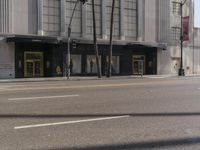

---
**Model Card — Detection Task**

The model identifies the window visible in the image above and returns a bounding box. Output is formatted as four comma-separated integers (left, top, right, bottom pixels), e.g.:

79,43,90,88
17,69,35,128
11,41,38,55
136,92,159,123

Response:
66,0,81,37
86,0,101,37
172,1,181,15
124,0,137,40
106,0,120,38
172,27,181,41
43,0,61,36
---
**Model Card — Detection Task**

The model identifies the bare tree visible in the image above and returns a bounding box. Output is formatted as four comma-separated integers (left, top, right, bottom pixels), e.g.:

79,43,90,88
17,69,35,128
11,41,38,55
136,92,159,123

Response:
107,0,115,77
92,0,101,78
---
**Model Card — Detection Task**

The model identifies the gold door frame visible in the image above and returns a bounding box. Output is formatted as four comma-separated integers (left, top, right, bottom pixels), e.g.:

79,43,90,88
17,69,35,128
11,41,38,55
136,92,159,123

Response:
132,55,145,75
25,60,34,77
24,52,44,78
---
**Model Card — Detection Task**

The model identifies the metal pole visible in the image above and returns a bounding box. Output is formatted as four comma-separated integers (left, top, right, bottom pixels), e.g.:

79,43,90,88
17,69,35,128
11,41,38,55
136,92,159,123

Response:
178,1,187,76
65,0,79,79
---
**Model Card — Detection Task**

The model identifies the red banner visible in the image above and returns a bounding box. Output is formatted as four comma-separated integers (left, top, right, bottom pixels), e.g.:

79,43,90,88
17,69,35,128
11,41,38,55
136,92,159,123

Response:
182,16,189,41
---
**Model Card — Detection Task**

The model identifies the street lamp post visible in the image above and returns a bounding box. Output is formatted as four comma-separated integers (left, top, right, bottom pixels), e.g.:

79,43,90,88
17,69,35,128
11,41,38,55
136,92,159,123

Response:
64,0,87,79
178,0,187,76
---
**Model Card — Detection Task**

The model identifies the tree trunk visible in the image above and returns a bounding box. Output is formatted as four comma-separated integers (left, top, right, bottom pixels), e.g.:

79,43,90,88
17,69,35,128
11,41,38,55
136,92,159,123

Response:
92,0,101,78
107,0,115,77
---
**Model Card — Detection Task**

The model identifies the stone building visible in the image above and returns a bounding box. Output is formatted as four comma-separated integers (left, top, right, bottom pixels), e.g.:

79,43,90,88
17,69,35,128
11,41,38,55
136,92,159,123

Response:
0,0,199,78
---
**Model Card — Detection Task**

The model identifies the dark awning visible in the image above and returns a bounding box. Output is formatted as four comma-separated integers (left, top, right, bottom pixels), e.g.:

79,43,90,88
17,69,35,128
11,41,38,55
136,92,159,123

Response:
68,38,167,49
6,35,59,44
61,37,128,45
6,35,168,50
127,42,167,50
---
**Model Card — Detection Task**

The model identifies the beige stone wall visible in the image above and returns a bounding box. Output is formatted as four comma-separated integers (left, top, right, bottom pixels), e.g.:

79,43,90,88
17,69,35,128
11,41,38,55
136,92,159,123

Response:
0,38,15,78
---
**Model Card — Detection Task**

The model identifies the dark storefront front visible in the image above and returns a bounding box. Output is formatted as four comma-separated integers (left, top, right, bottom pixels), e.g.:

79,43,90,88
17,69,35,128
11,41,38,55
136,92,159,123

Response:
63,41,158,76
15,43,56,78
7,35,159,78
123,44,158,75
7,35,61,78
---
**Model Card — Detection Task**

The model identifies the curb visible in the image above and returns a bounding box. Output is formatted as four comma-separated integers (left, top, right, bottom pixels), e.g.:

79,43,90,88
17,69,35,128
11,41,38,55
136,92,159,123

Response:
0,77,99,83
1,74,199,83
0,76,144,83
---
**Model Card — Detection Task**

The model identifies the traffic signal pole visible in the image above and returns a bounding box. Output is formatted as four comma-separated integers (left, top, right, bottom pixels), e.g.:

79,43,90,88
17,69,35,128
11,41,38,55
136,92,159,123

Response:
65,0,87,79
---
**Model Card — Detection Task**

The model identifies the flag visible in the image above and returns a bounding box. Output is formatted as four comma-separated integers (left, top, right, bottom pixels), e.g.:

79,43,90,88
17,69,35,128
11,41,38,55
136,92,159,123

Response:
182,16,189,41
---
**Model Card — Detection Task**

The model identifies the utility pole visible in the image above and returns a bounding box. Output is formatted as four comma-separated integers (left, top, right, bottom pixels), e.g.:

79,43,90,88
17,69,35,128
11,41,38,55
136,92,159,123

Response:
107,0,115,77
92,0,101,78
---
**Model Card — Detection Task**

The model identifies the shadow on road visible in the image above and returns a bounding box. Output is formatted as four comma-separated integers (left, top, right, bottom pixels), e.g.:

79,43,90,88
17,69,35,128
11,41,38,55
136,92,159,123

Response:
37,137,200,150
1,112,200,118
2,113,200,149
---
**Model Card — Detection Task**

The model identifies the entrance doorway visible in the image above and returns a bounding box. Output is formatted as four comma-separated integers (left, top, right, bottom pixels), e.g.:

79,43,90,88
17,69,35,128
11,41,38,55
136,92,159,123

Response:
133,55,145,75
24,52,44,78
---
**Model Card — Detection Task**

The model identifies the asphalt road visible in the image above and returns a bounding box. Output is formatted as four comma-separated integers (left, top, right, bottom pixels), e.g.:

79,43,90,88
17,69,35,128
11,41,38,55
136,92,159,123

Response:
1,77,200,150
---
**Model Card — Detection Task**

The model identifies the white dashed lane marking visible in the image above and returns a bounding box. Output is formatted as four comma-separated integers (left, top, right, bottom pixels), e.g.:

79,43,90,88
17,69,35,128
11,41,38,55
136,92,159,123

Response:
14,115,130,129
8,95,79,101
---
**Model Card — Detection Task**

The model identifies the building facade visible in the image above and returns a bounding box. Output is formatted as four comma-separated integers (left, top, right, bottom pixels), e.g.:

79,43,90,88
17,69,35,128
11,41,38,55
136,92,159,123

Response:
0,0,199,78
158,0,200,75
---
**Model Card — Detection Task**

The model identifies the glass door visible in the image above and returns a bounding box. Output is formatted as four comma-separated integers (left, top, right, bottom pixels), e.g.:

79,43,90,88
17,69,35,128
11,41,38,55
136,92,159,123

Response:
26,60,34,77
133,55,145,75
34,60,43,77
24,52,44,78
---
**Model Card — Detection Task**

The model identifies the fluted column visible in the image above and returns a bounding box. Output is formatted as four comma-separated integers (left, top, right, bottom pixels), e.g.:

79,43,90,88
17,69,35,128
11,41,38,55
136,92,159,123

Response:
120,0,125,40
137,0,144,41
37,0,44,35
101,0,107,39
60,0,66,36
81,2,87,38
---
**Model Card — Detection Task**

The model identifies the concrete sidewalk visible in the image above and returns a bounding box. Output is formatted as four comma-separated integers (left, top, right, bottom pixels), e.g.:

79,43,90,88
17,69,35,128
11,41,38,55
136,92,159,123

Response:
0,74,182,83
0,74,200,83
0,76,99,83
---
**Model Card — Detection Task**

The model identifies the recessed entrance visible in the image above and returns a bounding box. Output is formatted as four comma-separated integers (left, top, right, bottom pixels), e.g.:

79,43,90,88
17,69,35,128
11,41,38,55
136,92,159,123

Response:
24,52,44,78
133,55,145,75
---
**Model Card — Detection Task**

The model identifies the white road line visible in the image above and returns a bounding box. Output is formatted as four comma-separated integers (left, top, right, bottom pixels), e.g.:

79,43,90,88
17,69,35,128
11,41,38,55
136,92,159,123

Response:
8,95,79,101
14,115,129,130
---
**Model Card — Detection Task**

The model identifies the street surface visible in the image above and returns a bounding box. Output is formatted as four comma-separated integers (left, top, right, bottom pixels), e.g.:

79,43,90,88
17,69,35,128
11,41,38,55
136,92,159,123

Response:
1,77,200,150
